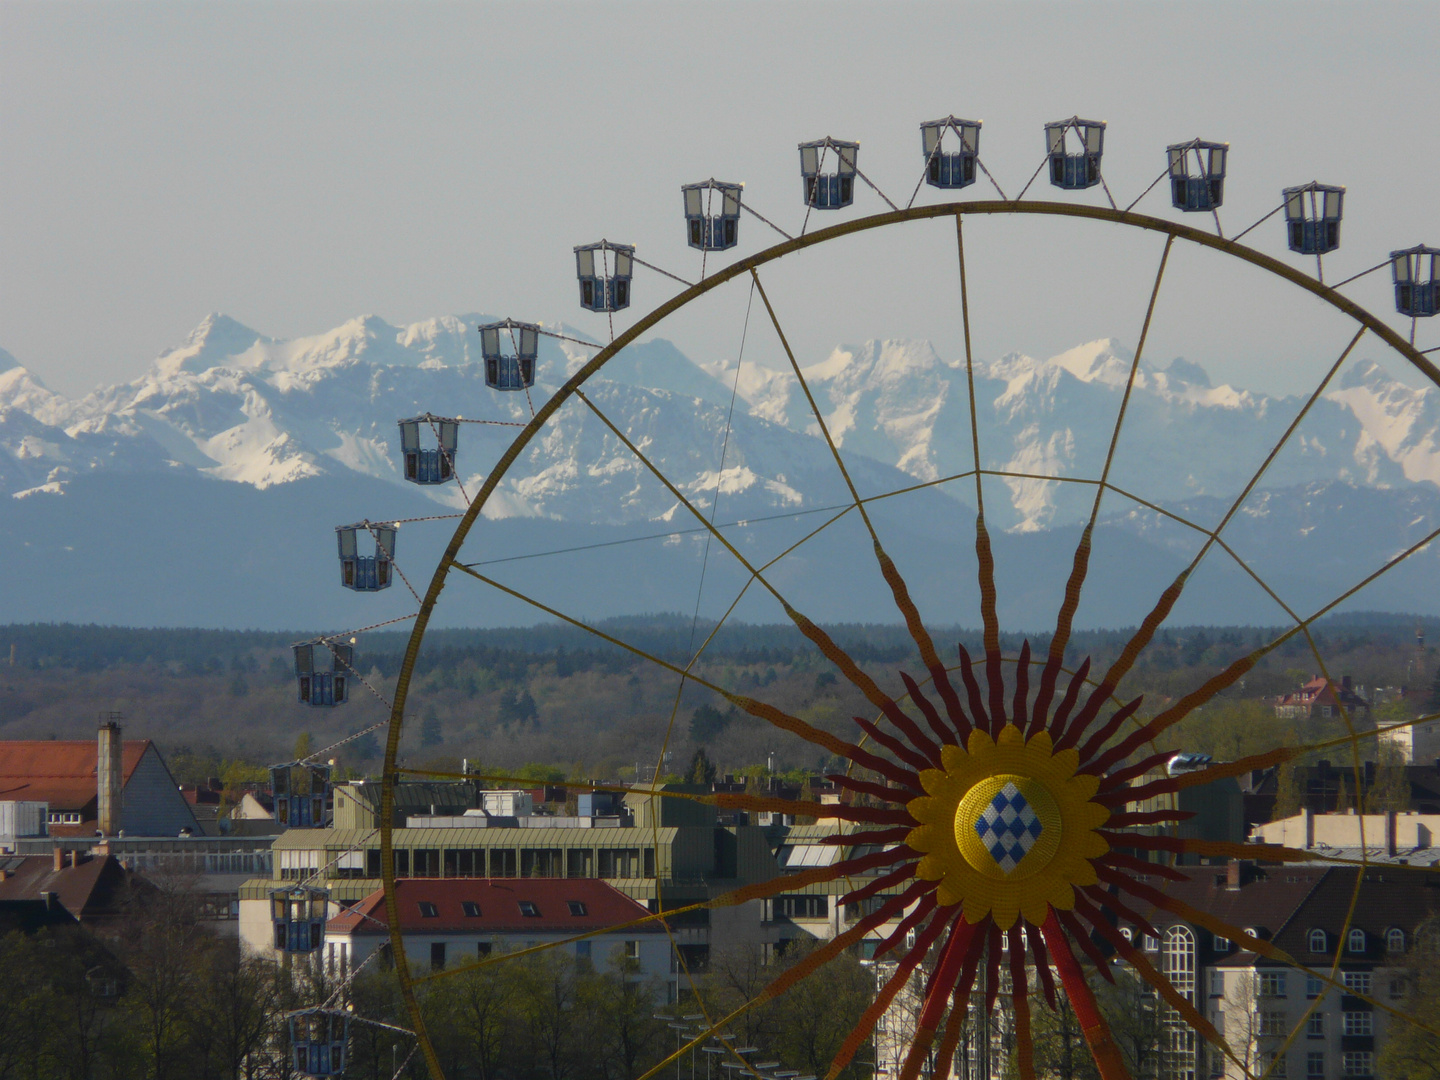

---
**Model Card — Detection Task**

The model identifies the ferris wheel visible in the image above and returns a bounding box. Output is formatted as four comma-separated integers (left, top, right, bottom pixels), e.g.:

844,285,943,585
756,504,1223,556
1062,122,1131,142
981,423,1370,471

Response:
277,113,1440,1080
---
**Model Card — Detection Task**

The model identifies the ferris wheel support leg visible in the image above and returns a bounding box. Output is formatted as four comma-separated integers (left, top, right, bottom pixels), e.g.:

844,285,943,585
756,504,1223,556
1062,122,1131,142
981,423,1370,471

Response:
1041,909,1132,1080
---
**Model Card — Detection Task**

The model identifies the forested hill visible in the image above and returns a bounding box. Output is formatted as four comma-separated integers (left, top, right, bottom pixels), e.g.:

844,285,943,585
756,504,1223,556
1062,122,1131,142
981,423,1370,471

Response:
2,613,1436,673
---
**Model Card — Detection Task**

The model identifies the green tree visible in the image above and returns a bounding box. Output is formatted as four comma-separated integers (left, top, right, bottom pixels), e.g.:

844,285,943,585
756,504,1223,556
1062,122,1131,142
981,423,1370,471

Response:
1273,759,1305,819
687,747,717,785
293,732,313,760
420,710,444,747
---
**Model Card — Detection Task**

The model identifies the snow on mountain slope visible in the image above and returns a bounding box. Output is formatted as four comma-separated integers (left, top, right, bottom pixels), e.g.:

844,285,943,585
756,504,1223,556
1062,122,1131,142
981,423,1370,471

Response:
5,314,1440,539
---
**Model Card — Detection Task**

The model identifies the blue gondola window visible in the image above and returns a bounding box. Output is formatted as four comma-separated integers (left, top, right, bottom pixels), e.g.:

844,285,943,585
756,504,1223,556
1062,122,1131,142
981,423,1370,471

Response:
682,181,742,251
1044,118,1105,190
921,117,981,190
271,761,332,828
478,320,539,391
799,138,859,209
271,887,329,953
1392,246,1440,318
336,523,396,592
398,415,458,485
1283,183,1344,255
294,642,351,707
289,1009,350,1078
575,242,635,312
1167,139,1229,211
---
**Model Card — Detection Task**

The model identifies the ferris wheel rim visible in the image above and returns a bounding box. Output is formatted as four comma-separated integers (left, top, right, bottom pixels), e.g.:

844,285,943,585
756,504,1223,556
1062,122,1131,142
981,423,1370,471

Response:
376,198,1436,1080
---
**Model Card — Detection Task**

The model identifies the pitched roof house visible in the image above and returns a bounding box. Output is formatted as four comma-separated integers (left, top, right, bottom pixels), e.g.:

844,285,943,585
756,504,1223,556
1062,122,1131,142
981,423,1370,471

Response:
0,728,199,838
318,878,673,990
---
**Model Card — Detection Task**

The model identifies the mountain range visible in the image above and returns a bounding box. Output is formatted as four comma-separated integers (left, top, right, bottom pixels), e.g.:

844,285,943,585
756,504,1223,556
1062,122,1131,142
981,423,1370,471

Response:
4,312,1440,630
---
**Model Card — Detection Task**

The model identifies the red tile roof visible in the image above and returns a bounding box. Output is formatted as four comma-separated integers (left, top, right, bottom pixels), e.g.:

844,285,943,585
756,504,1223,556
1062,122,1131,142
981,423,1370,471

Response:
328,879,663,936
0,741,149,812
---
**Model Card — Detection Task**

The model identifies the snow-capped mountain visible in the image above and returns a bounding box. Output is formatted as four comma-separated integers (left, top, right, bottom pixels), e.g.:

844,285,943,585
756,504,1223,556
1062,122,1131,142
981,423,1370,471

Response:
6,312,1440,627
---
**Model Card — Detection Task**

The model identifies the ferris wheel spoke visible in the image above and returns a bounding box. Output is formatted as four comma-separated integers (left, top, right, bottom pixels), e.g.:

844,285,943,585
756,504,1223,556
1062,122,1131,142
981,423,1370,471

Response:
747,267,968,729
447,560,920,784
1032,235,1177,741
572,386,931,743
1076,900,1249,1080
950,213,1014,729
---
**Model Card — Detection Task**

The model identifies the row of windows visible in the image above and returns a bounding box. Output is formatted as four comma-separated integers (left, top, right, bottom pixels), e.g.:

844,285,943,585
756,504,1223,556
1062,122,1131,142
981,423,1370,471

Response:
1244,971,1374,999
1248,1051,1373,1079
1132,925,1406,956
1254,1011,1373,1038
316,847,659,881
415,899,588,919
1308,928,1405,954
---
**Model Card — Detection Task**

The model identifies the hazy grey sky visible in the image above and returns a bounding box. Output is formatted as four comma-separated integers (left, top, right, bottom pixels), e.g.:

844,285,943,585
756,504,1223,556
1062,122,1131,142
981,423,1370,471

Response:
2,1,1437,398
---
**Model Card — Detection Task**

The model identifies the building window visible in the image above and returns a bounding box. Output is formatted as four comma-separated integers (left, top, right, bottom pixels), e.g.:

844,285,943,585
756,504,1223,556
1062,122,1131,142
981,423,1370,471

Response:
445,849,483,877
624,940,640,959
1119,927,1133,943
1347,929,1366,954
47,812,82,825
1144,934,1160,951
412,849,441,878
418,902,438,918
1307,1052,1325,1079
1306,1013,1325,1038
521,849,563,878
598,848,642,879
1386,928,1406,953
1213,935,1231,952
1341,1052,1372,1077
490,850,517,878
567,901,587,916
1162,926,1197,1080
1389,977,1407,999
1342,1012,1372,1037
567,849,592,878
1260,1012,1287,1037
1262,1052,1288,1078
576,940,591,960
1209,971,1226,996
461,901,480,917
1260,972,1288,998
518,901,540,918
771,895,828,920
1307,974,1325,999
430,942,445,970
1310,929,1328,954
1342,972,1371,996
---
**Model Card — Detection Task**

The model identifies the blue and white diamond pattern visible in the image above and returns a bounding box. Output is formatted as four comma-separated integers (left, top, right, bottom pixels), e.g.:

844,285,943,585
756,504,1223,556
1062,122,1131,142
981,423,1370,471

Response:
973,782,1044,873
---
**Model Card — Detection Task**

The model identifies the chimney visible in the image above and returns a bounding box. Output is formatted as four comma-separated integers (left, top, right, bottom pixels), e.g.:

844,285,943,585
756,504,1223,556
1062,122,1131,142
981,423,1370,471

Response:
97,717,123,837
1226,860,1242,891
1304,807,1315,848
1387,810,1399,857
52,846,64,872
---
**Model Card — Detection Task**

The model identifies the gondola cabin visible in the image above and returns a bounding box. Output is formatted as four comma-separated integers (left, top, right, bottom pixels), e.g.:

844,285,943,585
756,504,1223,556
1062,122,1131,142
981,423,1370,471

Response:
271,761,332,828
1283,183,1344,255
799,138,859,209
575,241,634,312
682,180,742,251
397,415,458,485
293,642,352,707
1044,118,1105,190
289,1009,350,1077
1392,246,1440,318
1167,139,1228,211
335,523,395,592
477,320,539,391
271,887,329,953
920,117,981,190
